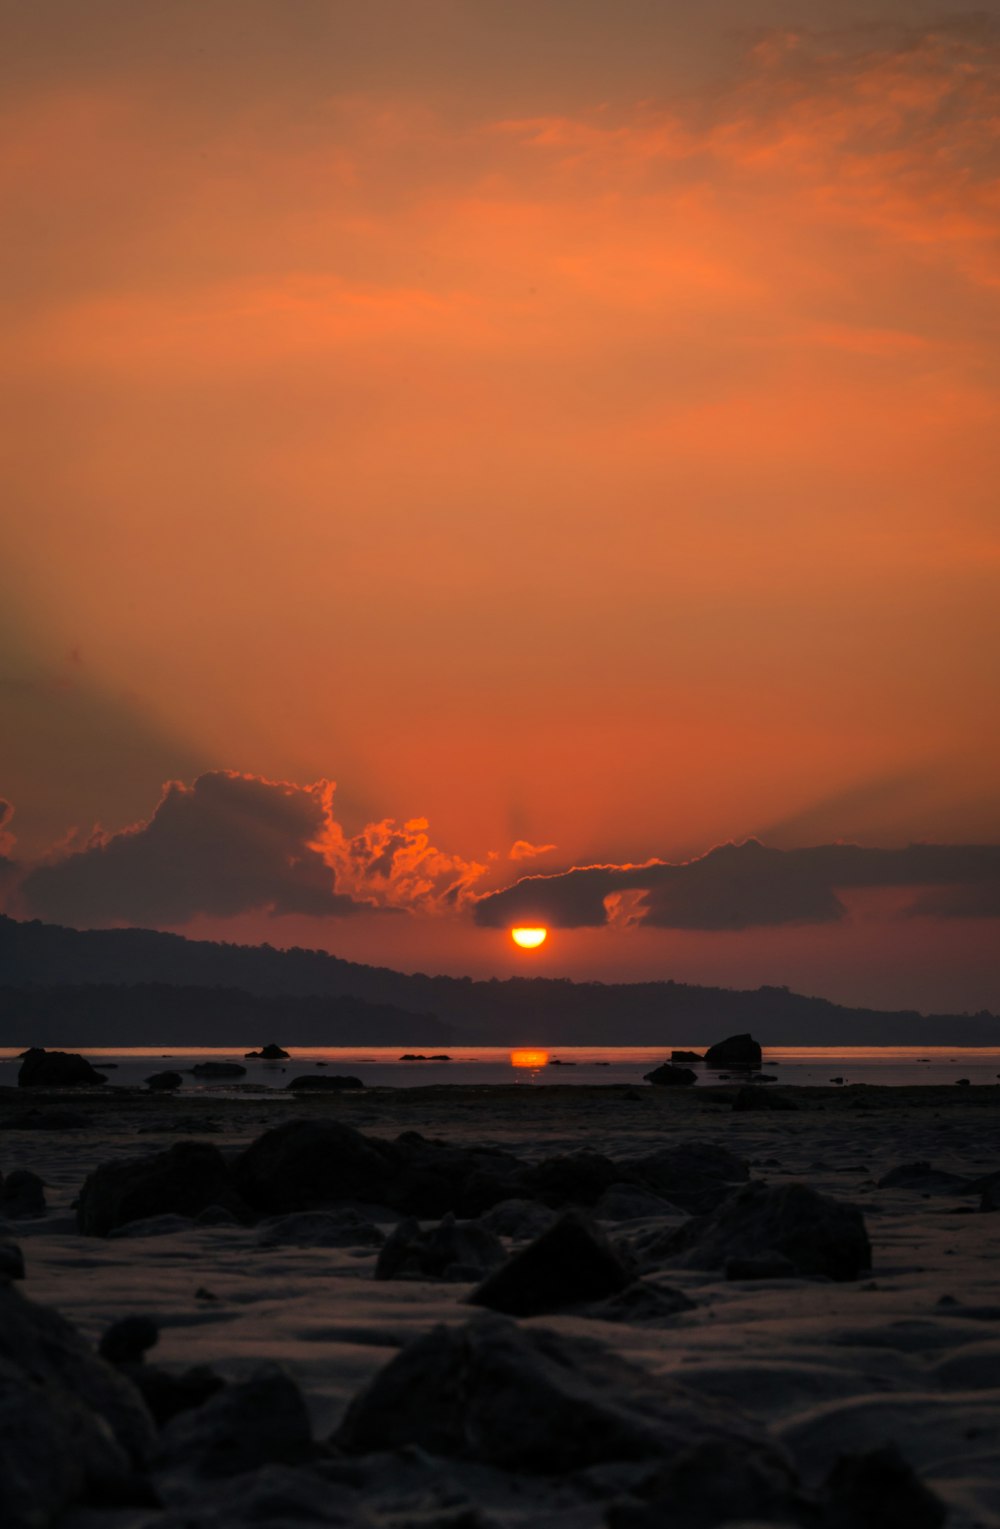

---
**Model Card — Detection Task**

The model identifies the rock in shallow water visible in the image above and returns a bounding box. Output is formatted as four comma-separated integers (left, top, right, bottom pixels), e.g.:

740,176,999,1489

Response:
643,1063,697,1087
17,1047,107,1088
703,1034,762,1070
156,1364,316,1480
0,1168,47,1217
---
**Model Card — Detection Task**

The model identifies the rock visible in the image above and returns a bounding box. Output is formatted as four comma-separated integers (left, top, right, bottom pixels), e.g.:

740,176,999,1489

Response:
194,1203,241,1227
156,1364,315,1479
643,1064,697,1087
77,1141,249,1236
671,1051,704,1064
824,1442,946,1529
375,1213,505,1281
593,1183,679,1221
703,1034,762,1070
430,1054,453,1061
286,1075,364,1091
234,1120,397,1215
732,1086,799,1112
109,1214,195,1237
334,1313,776,1472
621,1141,750,1214
189,1062,247,1079
523,1151,622,1207
151,1465,359,1528
130,1363,226,1428
257,1210,384,1249
655,1182,871,1282
877,1162,972,1195
956,1077,971,1087
1,1168,47,1217
726,1253,797,1280
0,1280,155,1528
245,1045,290,1060
605,1435,810,1529
0,1240,25,1279
588,1280,696,1324
145,1071,184,1092
477,1198,558,1240
400,1054,427,1060
17,1047,108,1088
830,1076,845,1085
468,1210,633,1316
99,1316,160,1365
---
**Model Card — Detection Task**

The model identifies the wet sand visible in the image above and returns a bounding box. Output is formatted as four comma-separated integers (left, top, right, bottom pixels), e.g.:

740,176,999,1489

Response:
3,1082,1000,1528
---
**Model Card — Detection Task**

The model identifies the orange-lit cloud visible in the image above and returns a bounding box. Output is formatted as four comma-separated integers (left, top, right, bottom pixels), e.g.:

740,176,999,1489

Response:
509,839,558,861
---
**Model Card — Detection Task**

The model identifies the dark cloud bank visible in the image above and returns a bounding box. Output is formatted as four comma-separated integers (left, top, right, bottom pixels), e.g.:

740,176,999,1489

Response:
1,770,999,933
473,840,1000,931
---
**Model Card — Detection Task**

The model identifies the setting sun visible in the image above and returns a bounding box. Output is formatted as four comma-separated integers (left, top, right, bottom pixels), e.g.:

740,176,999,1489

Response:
510,1048,550,1069
511,927,548,950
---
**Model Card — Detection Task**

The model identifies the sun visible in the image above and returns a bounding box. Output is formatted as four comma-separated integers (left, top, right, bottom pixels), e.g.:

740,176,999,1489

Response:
511,926,548,950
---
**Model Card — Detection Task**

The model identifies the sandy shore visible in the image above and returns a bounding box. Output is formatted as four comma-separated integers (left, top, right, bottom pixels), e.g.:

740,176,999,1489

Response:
2,1082,999,1528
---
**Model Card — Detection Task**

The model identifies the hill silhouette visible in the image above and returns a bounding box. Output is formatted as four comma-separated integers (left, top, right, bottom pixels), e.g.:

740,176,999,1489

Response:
0,915,996,1046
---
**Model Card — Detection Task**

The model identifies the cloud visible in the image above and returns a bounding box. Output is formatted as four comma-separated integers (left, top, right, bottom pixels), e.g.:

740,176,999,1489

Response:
509,839,557,861
15,771,489,928
473,839,1000,931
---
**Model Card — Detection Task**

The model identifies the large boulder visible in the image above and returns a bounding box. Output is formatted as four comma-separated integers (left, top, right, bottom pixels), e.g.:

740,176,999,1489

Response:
17,1048,107,1088
145,1071,184,1092
244,1045,290,1060
333,1313,784,1473
1,1169,47,1217
189,1062,247,1079
606,1435,811,1529
77,1141,250,1236
655,1182,872,1282
233,1120,396,1215
155,1365,314,1480
703,1034,762,1070
522,1151,621,1208
0,1281,155,1528
375,1213,505,1282
468,1211,633,1316
620,1142,749,1215
643,1064,697,1087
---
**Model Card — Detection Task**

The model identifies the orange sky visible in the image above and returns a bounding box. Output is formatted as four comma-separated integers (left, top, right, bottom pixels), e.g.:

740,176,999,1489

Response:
2,3,998,1010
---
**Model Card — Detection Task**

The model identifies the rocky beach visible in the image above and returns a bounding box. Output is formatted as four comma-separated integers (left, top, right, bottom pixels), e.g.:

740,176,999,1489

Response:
2,1072,999,1528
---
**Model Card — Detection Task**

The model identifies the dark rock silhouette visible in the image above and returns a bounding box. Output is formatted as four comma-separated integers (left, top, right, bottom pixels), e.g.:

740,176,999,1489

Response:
0,1240,25,1279
77,1141,250,1236
671,1050,704,1064
375,1212,505,1281
478,1198,558,1240
824,1442,946,1529
589,1280,696,1323
468,1211,633,1316
1,1168,46,1217
703,1034,762,1069
333,1313,777,1471
657,1182,871,1282
145,1070,183,1092
877,1162,971,1194
155,1364,315,1479
244,1044,290,1059
619,1142,749,1214
99,1316,160,1366
644,1063,697,1087
593,1183,679,1221
606,1434,811,1529
285,1074,364,1091
523,1150,622,1207
233,1119,397,1215
256,1209,384,1248
17,1046,107,1088
0,1281,154,1528
188,1061,247,1079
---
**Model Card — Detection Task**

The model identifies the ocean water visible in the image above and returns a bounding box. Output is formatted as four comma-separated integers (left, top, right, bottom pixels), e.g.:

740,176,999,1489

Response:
2,1046,999,1093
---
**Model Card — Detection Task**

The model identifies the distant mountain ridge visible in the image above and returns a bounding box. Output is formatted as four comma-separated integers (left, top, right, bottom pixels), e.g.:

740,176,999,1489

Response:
1,915,997,1046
